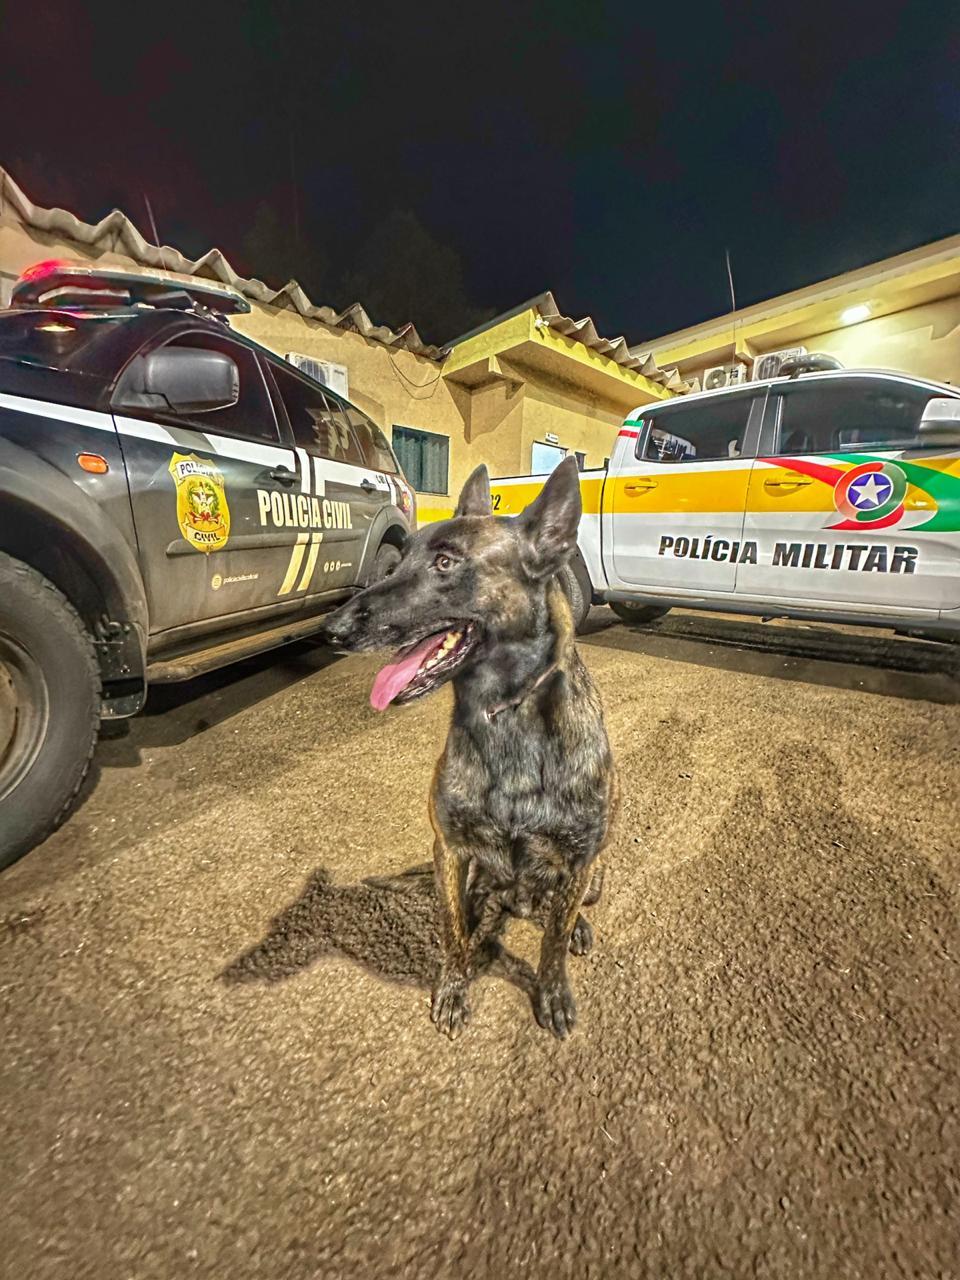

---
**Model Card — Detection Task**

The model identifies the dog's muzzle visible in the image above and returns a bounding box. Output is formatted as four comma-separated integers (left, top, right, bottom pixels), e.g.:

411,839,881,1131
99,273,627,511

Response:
320,600,367,650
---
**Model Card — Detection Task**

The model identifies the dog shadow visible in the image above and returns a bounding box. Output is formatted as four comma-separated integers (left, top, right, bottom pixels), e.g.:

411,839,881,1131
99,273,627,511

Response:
221,863,540,1000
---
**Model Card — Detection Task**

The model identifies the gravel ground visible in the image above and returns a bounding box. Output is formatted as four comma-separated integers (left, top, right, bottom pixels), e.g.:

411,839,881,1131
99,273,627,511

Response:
2,609,959,1280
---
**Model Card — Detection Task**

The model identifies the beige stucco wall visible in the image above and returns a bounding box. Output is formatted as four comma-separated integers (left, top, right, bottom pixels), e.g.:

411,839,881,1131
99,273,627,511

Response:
518,373,624,473
679,293,960,390
800,294,960,385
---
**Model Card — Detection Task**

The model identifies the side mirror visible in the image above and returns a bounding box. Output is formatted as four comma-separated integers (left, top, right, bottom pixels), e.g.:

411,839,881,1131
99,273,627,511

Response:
116,347,239,415
919,396,960,445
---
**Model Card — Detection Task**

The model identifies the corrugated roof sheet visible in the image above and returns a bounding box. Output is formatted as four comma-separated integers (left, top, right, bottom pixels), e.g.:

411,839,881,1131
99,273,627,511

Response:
535,292,693,392
0,166,445,358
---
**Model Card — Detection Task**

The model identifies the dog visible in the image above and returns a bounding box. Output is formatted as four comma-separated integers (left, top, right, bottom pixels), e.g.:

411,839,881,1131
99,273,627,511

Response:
323,457,617,1039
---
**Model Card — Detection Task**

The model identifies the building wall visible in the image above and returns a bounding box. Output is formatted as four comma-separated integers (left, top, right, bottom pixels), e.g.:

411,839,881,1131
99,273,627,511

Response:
681,294,960,389
518,372,624,473
801,294,960,386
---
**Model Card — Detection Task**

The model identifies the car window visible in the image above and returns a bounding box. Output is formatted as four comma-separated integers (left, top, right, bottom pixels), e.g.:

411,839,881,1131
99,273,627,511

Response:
150,332,279,444
771,378,942,455
641,393,754,463
268,361,366,465
349,411,399,473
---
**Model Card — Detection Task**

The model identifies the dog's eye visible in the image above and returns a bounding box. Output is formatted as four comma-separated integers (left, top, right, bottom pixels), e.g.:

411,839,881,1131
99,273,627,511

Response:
433,553,454,572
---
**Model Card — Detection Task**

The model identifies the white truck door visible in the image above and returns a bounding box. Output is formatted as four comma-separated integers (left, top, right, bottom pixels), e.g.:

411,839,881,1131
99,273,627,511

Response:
738,374,960,613
604,389,763,595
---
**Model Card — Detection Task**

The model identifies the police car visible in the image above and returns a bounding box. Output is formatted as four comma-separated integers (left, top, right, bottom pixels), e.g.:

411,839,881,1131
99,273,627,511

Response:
491,358,960,635
0,261,415,868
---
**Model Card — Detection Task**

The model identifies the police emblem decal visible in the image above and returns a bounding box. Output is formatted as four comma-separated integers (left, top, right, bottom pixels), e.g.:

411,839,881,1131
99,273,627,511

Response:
831,460,907,529
169,453,231,554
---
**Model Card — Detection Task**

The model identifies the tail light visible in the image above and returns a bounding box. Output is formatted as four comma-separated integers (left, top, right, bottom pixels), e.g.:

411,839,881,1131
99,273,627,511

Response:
396,475,416,522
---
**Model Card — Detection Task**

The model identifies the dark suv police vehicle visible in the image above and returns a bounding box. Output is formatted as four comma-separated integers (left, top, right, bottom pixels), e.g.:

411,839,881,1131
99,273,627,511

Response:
0,262,416,868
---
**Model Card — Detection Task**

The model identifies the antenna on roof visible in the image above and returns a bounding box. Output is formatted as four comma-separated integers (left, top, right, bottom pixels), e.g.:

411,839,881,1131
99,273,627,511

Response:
724,247,739,363
143,194,171,275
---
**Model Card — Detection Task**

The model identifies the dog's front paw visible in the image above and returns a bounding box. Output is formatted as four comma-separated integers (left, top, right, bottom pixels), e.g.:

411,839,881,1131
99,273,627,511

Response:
431,973,471,1039
535,974,577,1039
569,914,593,956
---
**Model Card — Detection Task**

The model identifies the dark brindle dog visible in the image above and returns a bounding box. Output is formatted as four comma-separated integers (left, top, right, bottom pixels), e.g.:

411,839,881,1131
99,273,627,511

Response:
323,457,617,1039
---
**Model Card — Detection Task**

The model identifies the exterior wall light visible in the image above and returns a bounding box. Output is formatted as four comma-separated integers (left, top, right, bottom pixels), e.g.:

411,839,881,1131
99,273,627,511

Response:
841,304,871,325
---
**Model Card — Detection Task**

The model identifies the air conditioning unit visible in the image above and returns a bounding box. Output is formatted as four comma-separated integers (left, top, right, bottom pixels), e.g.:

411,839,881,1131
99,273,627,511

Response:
702,363,749,392
752,347,807,381
285,352,349,399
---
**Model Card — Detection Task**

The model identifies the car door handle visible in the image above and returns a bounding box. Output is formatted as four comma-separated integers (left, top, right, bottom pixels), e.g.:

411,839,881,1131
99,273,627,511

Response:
269,467,297,486
764,473,812,489
623,479,658,494
360,479,377,493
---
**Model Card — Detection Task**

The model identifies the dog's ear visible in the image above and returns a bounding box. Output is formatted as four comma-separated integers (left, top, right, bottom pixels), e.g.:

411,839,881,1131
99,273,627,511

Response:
455,464,492,517
517,455,582,579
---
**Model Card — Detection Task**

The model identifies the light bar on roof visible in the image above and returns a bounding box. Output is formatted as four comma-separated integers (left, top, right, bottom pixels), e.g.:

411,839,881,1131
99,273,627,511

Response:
12,262,251,315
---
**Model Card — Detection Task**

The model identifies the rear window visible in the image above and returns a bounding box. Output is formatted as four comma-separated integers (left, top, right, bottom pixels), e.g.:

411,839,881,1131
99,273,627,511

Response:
641,393,754,462
309,403,366,466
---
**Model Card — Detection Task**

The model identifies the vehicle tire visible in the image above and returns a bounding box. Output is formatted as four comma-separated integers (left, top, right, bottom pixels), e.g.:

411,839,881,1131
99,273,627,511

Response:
370,542,402,583
558,557,593,633
609,600,671,626
0,553,100,870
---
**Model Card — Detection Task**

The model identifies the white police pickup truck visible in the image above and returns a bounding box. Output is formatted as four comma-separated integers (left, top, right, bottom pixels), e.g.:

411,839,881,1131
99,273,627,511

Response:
491,363,960,636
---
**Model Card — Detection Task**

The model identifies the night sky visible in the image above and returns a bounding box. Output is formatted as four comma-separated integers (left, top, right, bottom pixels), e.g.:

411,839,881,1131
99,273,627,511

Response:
2,1,958,345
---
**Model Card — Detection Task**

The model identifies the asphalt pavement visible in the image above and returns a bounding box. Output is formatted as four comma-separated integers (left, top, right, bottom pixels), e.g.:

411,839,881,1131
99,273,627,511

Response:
3,609,959,1279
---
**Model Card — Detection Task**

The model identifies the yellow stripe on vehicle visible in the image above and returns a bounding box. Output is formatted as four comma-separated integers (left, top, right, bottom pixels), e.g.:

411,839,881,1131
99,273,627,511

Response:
297,532,323,591
495,468,808,516
604,470,750,514
490,476,605,515
492,471,744,516
277,532,309,595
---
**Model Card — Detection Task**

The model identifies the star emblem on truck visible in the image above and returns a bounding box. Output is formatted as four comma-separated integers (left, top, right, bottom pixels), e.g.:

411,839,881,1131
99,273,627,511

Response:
847,471,894,509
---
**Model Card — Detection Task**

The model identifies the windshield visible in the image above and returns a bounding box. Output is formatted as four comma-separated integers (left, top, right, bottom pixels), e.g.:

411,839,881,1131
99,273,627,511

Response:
0,310,129,374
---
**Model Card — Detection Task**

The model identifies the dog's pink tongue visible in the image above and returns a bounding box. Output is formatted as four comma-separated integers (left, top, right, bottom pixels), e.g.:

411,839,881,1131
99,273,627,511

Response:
370,633,447,711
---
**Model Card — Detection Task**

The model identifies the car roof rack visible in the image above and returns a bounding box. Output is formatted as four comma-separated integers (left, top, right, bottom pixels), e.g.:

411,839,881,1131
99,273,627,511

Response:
11,261,251,318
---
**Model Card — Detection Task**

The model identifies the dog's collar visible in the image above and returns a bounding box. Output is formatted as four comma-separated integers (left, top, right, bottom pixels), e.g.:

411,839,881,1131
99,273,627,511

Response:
483,661,560,721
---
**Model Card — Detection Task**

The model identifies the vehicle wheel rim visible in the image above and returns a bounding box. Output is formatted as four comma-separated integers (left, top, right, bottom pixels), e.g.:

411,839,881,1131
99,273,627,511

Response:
0,633,49,803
